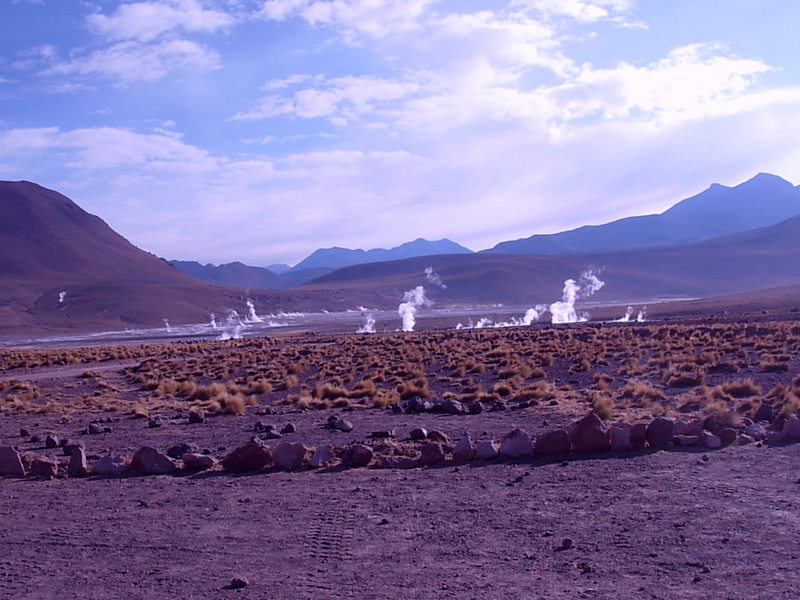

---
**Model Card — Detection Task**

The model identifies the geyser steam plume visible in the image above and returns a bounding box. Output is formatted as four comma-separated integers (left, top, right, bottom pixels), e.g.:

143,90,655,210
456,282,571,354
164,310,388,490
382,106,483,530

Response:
617,306,634,322
245,298,262,323
163,319,172,333
209,313,217,329
398,286,427,332
58,291,66,304
550,270,605,324
357,313,376,334
424,267,447,289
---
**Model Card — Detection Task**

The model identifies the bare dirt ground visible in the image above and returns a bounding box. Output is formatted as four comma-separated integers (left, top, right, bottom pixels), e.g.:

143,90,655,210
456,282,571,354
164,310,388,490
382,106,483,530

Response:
2,316,800,599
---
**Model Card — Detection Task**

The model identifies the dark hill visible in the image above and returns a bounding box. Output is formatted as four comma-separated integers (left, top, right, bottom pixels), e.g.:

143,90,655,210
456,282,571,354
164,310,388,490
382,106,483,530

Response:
485,173,800,255
302,213,800,306
0,182,382,332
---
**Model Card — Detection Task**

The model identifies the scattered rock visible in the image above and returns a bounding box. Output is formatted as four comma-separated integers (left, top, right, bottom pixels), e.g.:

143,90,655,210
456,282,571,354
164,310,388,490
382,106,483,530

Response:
673,435,701,447
427,430,450,444
280,423,296,434
63,441,84,457
630,423,647,449
745,422,767,441
467,401,484,414
188,410,206,424
737,433,755,445
534,429,571,456
222,439,273,473
700,430,722,449
557,538,574,551
45,434,60,449
341,444,373,468
368,430,396,439
717,427,738,445
376,456,417,469
182,453,217,470
646,417,675,448
309,445,335,468
451,433,476,461
409,427,428,441
331,417,354,433
417,442,446,466
570,412,610,453
475,440,499,460
131,447,177,475
609,424,631,450
67,447,89,477
88,422,105,435
20,428,30,437
782,414,800,440
229,577,249,589
166,443,199,459
0,447,26,477
439,399,464,415
94,455,128,477
148,417,164,429
29,455,59,478
273,441,311,470
498,428,533,458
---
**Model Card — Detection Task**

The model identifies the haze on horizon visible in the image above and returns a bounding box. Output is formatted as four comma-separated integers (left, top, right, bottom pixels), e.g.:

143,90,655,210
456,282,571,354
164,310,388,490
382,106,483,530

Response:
1,0,799,267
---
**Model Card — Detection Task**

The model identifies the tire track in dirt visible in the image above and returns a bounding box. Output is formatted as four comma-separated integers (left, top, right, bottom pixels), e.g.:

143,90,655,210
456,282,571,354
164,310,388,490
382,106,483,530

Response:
297,507,359,600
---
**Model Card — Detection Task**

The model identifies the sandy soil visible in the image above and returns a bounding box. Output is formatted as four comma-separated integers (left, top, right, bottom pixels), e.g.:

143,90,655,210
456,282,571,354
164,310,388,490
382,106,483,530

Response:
1,432,798,600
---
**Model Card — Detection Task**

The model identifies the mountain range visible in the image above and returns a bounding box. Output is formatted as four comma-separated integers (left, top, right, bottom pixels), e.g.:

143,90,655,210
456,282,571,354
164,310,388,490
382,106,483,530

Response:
3,173,800,333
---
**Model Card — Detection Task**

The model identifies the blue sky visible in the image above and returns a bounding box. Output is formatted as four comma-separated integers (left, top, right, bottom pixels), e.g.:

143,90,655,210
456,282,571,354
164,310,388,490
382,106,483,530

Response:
1,0,799,266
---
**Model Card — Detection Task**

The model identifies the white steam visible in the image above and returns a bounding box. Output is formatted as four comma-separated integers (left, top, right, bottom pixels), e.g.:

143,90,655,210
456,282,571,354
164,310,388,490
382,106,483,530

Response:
58,291,66,304
163,319,172,333
398,285,427,332
616,306,634,322
245,298,262,323
455,305,547,330
424,267,447,289
550,270,605,324
219,309,244,340
208,313,217,329
637,306,647,322
357,313,376,333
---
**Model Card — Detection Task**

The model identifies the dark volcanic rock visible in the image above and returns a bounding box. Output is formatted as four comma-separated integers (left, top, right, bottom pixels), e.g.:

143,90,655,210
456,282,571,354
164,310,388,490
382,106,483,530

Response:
646,417,675,448
569,412,610,453
131,447,177,475
0,447,26,477
341,444,373,468
222,439,272,473
534,430,571,456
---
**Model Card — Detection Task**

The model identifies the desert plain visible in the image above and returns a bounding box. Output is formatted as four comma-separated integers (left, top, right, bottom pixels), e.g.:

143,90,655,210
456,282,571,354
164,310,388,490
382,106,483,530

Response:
2,310,800,600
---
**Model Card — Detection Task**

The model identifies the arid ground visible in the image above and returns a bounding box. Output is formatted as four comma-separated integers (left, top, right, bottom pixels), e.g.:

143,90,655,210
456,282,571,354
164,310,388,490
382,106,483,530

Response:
2,316,800,599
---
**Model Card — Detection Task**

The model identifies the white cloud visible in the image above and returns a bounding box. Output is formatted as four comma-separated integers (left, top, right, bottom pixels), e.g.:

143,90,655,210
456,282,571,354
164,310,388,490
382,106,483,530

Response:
258,0,436,39
87,0,235,42
47,39,220,83
235,74,422,122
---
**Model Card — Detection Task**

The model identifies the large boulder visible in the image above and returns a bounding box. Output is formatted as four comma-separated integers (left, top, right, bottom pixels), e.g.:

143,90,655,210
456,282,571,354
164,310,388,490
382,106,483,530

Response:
569,413,610,453
0,446,25,477
646,417,675,448
29,455,59,478
417,442,446,466
700,430,722,449
341,444,373,468
222,439,273,473
67,447,89,477
131,447,177,475
498,428,533,458
309,445,335,468
182,453,217,470
534,430,571,456
451,433,476,462
630,423,647,449
475,440,498,460
608,424,631,450
94,455,128,477
782,414,800,440
273,442,312,470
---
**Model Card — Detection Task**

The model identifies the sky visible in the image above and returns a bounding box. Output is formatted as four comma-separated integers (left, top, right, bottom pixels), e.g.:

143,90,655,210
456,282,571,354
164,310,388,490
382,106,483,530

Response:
1,0,800,267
